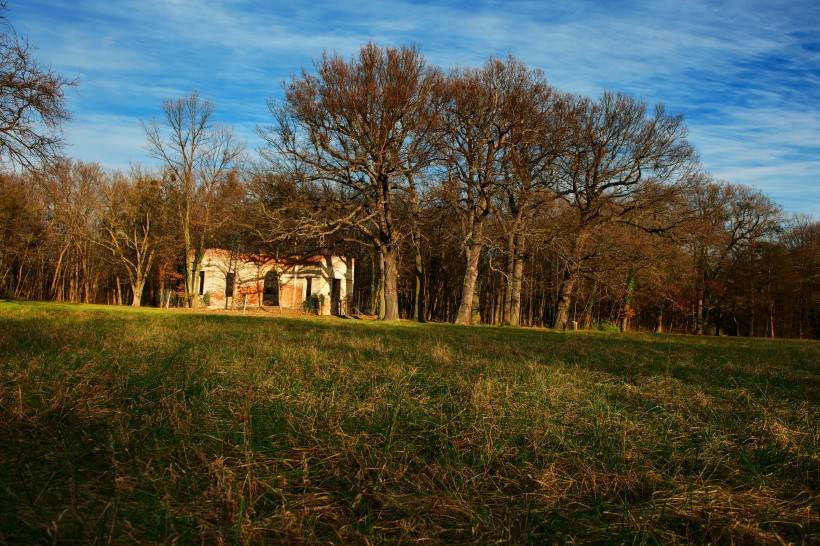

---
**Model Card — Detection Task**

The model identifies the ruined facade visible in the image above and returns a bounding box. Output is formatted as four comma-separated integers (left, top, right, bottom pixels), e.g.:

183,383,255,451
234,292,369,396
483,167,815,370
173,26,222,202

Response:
195,249,354,315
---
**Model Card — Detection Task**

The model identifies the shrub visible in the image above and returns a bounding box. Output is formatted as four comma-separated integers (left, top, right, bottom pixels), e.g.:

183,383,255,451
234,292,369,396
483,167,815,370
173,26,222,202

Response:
596,320,621,332
302,294,320,314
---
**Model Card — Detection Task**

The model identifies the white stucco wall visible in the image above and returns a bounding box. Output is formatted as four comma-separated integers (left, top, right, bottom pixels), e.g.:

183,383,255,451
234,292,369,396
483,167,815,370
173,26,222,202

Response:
193,250,354,315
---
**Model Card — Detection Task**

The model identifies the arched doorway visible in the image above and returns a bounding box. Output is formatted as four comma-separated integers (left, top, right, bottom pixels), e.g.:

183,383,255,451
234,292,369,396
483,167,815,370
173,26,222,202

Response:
263,271,279,306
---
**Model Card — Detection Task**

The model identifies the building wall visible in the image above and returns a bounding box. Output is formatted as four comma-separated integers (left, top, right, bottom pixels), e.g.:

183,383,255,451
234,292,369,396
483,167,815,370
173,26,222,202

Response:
195,250,354,315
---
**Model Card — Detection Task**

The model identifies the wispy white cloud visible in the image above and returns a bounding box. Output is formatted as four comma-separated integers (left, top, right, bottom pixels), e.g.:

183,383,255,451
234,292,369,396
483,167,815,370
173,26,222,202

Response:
62,113,148,170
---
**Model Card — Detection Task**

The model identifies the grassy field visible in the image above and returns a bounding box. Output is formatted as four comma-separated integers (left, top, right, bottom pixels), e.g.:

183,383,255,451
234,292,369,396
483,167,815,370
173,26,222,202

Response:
0,301,817,544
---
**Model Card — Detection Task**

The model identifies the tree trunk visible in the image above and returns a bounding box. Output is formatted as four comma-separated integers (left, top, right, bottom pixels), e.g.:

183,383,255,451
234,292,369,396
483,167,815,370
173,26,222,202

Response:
554,230,589,330
471,280,482,324
185,258,195,308
50,243,68,300
190,240,207,309
131,284,142,306
620,268,636,332
554,268,579,330
581,280,598,330
456,241,483,325
694,253,706,335
508,253,524,327
376,251,385,319
656,304,665,333
413,245,425,322
159,274,166,308
381,247,400,320
182,185,196,308
502,232,515,325
769,302,775,338
369,252,378,315
130,268,146,307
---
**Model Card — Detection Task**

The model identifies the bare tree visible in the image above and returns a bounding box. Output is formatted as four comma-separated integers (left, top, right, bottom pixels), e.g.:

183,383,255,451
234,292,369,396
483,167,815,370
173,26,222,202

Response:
440,56,548,324
263,43,442,320
0,8,73,169
37,160,106,303
497,89,569,326
0,171,44,296
688,179,780,335
98,169,165,306
552,93,694,330
144,92,243,307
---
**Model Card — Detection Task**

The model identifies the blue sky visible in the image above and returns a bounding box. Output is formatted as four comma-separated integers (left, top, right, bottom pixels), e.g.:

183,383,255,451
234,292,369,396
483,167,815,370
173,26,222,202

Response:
10,0,820,214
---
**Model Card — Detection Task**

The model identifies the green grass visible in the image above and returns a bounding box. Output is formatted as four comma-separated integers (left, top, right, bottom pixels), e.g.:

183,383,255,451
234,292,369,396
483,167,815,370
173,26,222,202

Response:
0,301,817,544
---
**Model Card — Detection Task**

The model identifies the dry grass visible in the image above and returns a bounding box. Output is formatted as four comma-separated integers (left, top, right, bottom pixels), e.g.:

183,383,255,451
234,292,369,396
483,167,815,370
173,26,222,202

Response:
0,300,817,544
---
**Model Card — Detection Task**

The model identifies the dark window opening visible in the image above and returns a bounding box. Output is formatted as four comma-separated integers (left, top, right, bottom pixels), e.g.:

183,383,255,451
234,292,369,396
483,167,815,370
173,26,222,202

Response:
226,272,235,296
263,271,279,306
305,277,312,299
331,278,342,315
199,271,205,295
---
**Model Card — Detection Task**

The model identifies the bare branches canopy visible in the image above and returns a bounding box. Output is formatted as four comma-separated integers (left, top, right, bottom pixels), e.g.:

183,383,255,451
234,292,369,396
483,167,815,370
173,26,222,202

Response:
0,41,816,338
144,92,244,307
0,8,72,170
262,43,442,320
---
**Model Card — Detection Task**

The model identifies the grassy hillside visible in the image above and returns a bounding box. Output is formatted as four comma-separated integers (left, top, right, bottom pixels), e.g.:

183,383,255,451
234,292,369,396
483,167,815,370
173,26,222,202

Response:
0,301,817,544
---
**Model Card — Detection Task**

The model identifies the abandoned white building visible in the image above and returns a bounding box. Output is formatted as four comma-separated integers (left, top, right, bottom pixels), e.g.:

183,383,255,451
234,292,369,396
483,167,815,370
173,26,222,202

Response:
195,249,354,315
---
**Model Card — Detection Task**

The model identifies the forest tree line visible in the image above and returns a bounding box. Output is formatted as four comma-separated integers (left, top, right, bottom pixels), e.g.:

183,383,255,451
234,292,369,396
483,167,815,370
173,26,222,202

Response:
0,40,817,337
